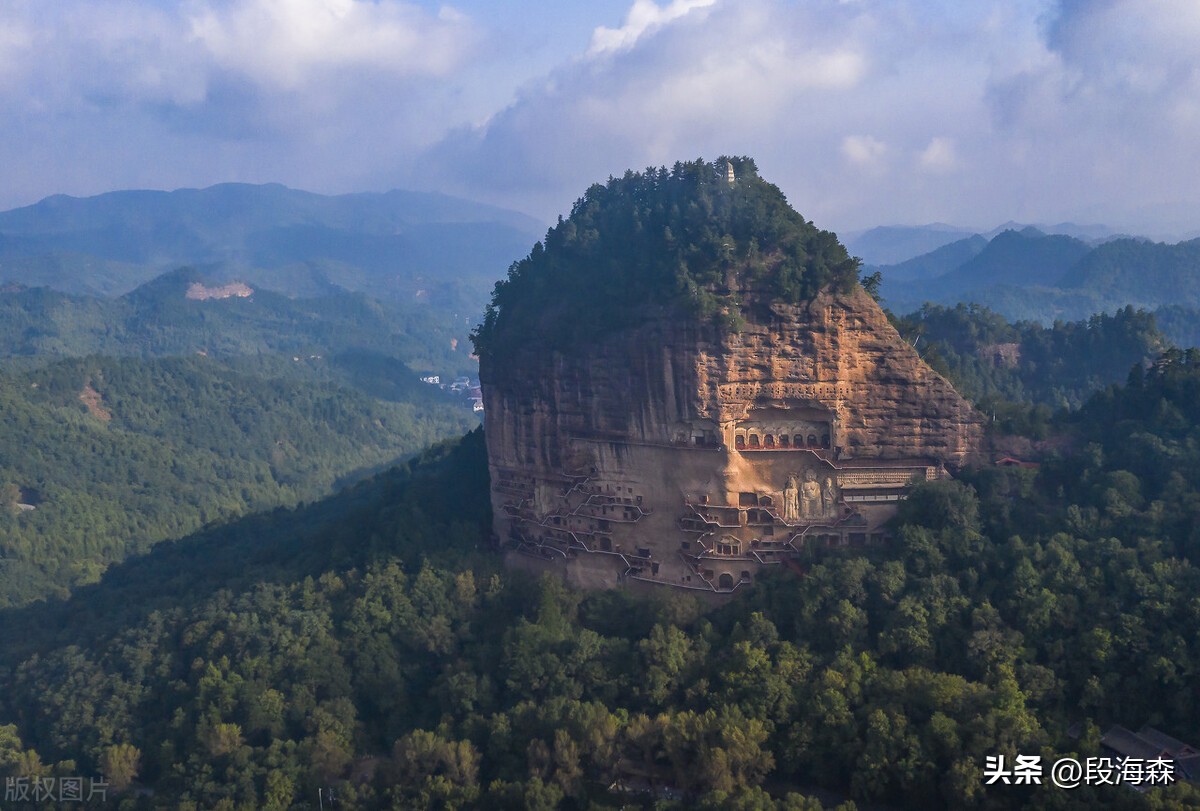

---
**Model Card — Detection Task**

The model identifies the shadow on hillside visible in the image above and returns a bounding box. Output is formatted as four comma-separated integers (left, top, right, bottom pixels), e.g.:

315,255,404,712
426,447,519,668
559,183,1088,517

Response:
0,428,492,665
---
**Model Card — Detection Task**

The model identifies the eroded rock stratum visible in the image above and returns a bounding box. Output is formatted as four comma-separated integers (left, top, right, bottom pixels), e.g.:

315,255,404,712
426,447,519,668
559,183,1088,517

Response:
476,158,982,593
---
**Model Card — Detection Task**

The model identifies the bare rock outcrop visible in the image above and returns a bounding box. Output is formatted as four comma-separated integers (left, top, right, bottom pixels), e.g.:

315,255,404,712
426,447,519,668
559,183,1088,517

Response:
185,281,253,301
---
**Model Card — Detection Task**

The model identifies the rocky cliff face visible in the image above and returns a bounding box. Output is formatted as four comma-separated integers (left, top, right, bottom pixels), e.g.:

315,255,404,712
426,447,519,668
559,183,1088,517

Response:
481,284,982,594
484,287,978,469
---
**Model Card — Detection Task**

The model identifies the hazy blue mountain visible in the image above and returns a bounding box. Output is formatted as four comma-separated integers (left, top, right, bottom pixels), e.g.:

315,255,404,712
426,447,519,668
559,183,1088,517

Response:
882,229,1093,316
980,220,1122,242
877,227,1200,336
927,229,1091,292
1058,237,1200,303
847,220,1129,266
1153,304,1200,348
844,223,974,264
0,183,543,304
868,234,987,282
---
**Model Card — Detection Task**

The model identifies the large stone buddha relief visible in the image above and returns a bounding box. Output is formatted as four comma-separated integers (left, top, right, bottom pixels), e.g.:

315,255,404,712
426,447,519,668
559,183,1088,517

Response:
782,469,840,523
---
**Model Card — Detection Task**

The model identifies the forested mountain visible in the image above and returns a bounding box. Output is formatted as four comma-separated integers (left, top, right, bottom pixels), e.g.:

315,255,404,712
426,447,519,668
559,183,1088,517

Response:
0,189,501,609
4,350,1200,808
0,354,475,606
1149,305,1200,350
0,268,481,378
1058,237,1200,304
3,169,1197,808
893,304,1168,415
876,230,1200,339
0,183,541,311
474,157,860,358
872,235,987,283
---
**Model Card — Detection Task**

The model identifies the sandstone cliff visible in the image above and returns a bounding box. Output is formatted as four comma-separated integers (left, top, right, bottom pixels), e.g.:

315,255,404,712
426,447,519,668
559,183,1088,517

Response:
477,158,982,593
482,286,980,476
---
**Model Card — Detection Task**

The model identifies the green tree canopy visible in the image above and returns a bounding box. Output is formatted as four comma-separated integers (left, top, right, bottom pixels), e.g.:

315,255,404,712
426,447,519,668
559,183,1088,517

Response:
473,157,860,359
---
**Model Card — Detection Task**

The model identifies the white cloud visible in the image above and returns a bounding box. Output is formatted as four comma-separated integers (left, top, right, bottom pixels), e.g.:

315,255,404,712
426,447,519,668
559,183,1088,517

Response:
188,0,477,90
917,137,957,173
417,0,978,224
978,0,1200,232
414,0,1200,235
0,13,32,84
589,0,716,56
0,0,492,209
2,0,1200,238
0,0,480,117
841,134,888,167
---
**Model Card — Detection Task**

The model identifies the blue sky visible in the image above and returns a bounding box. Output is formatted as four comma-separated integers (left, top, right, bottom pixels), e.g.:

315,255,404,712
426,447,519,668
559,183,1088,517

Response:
1,0,1198,237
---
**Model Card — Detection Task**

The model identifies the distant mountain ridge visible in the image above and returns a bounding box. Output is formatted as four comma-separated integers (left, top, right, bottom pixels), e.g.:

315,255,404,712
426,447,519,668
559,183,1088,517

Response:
875,228,1200,346
876,235,988,283
924,229,1092,295
0,183,543,304
844,223,975,265
0,183,541,241
846,220,1127,265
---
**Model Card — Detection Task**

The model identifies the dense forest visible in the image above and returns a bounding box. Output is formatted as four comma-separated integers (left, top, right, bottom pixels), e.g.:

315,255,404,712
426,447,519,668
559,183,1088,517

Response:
0,254,490,609
893,303,1167,416
2,167,1196,808
3,344,1200,808
0,353,474,606
473,158,860,359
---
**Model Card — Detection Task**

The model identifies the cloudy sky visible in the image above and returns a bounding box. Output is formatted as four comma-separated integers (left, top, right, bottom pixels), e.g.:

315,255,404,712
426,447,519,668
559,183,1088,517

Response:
1,0,1198,236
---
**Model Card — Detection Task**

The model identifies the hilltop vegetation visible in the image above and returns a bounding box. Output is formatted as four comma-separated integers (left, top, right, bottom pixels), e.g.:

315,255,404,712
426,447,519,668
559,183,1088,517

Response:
4,353,1200,808
474,157,860,358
